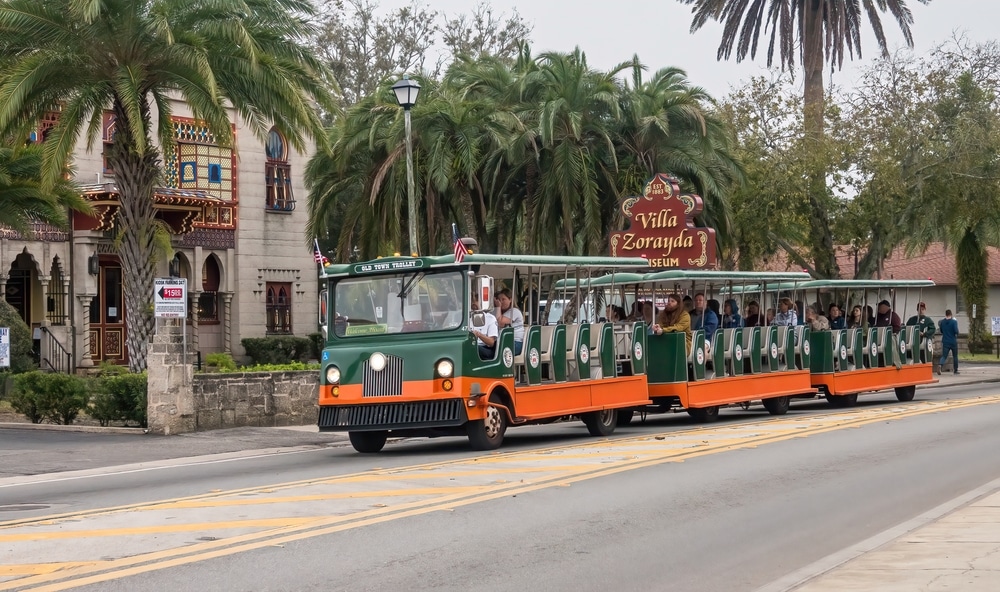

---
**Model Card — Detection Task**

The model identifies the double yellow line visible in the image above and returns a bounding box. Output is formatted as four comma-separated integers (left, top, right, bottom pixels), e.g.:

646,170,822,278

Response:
3,396,999,591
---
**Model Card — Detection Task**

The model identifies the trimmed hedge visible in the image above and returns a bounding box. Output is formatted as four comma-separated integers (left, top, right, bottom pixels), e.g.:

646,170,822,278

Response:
89,371,147,427
241,337,313,365
10,371,89,425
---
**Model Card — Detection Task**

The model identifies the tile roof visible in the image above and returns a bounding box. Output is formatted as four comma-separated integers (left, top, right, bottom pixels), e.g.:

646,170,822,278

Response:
758,242,1000,285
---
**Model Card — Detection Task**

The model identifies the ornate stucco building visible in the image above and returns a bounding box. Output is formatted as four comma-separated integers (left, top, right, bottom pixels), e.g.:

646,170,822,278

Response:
9,98,319,370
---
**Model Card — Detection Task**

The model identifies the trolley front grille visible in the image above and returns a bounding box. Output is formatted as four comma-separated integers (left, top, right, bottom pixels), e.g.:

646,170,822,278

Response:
318,399,465,431
362,355,404,397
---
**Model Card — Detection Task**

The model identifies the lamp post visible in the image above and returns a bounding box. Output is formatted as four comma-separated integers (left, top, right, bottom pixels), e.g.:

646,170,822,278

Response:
392,75,421,256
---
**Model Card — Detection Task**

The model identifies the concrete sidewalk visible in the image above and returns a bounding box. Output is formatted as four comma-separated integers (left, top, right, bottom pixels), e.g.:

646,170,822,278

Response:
771,479,1000,592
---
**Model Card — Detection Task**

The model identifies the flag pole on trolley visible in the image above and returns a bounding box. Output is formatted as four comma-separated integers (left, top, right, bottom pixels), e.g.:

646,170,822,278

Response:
452,223,468,263
313,238,329,274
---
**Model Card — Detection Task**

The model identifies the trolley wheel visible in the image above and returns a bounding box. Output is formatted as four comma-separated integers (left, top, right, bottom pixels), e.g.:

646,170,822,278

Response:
348,431,388,453
826,393,858,408
894,385,917,402
582,409,618,436
762,396,790,416
467,395,507,450
687,406,720,423
616,408,635,427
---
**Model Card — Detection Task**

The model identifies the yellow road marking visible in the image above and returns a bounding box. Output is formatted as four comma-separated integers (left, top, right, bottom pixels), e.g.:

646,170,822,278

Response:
4,395,1000,591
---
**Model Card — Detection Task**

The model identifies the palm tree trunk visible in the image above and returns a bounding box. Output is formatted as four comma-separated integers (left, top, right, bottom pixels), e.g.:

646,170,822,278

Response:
957,229,989,351
107,103,161,372
802,0,838,279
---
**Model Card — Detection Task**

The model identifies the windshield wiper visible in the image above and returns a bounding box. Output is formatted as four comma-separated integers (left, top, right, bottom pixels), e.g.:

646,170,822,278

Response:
397,272,425,300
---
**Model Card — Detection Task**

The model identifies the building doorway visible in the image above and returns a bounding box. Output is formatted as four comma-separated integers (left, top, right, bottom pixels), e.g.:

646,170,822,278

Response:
90,260,127,364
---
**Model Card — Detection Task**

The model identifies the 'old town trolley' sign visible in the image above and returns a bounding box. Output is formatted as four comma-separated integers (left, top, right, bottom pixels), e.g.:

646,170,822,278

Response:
609,173,717,269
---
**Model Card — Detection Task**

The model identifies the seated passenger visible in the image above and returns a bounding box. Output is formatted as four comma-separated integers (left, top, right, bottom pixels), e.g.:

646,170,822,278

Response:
651,293,692,354
722,299,743,328
470,292,499,360
874,300,901,333
641,301,656,334
805,305,830,331
496,288,524,355
743,301,762,327
690,292,719,339
765,307,776,325
905,302,935,341
828,303,846,330
606,304,627,323
771,297,798,326
847,305,864,329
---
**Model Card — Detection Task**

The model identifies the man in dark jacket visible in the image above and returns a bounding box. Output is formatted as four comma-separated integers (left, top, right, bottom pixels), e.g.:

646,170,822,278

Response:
905,302,935,339
938,309,959,375
873,300,901,333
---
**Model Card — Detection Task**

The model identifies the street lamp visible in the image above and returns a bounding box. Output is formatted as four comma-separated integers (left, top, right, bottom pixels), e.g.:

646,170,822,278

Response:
392,75,421,257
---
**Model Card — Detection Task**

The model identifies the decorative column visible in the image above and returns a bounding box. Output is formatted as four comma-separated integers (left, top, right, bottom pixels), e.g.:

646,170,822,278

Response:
222,292,233,353
39,276,50,327
77,294,96,367
190,290,201,361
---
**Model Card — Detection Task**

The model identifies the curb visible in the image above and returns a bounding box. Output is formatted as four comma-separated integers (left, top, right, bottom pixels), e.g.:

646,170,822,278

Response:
0,422,145,435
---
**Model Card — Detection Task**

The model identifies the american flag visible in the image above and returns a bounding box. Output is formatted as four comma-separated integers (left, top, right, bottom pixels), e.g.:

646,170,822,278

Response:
452,223,468,263
313,239,326,264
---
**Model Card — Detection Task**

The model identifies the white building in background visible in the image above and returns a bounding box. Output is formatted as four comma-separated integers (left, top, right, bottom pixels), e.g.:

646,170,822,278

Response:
8,99,320,370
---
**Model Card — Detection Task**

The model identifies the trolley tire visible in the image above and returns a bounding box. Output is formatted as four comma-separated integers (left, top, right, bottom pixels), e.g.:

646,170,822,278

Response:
467,395,507,451
762,396,790,416
616,408,635,427
825,394,849,408
348,431,388,453
687,406,720,423
844,394,859,406
895,385,917,402
582,409,618,436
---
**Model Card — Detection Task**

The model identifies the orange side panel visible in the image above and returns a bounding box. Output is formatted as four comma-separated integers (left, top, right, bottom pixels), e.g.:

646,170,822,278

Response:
812,364,936,396
648,371,815,409
511,376,651,419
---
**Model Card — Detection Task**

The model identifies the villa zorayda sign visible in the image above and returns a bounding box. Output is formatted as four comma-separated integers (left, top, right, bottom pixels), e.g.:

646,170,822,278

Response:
609,173,717,269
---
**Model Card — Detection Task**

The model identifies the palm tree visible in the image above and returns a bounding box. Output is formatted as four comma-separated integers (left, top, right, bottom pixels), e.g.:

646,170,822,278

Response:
0,0,333,370
616,61,742,252
0,144,90,232
678,0,930,277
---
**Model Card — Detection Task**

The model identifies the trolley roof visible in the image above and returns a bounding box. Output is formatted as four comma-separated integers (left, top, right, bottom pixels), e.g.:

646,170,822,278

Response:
798,279,935,289
322,253,650,278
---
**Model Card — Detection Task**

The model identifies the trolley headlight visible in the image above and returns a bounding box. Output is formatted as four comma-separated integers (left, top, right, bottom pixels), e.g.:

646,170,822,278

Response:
325,366,341,384
369,352,387,372
436,359,454,378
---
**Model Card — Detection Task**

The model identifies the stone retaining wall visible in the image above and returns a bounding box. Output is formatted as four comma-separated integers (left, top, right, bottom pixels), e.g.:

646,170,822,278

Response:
147,323,319,435
191,371,318,430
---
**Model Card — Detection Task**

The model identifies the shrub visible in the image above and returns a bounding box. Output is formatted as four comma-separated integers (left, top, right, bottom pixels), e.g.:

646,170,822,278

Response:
0,299,36,374
11,371,89,425
238,362,319,372
9,372,46,423
241,337,313,365
89,372,147,427
307,332,325,361
204,352,237,371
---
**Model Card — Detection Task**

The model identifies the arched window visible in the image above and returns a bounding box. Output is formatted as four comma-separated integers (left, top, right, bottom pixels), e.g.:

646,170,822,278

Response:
198,256,220,322
265,128,294,211
266,282,292,334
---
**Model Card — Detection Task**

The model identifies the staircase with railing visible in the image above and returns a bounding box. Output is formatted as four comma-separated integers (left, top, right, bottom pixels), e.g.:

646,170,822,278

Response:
39,327,73,374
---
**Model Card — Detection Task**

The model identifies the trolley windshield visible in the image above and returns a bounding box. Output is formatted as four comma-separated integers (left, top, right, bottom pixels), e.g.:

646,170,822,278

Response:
332,269,465,337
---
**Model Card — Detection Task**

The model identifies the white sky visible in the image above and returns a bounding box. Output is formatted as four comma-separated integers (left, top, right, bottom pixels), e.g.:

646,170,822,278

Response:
379,0,992,98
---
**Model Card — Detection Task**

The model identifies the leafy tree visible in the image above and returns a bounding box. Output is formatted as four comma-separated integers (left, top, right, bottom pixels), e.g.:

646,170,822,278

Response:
313,0,439,107
441,3,532,64
0,0,334,371
678,0,931,278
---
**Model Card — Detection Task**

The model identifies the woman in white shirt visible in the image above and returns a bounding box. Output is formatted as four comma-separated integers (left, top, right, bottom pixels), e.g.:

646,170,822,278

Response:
496,288,525,355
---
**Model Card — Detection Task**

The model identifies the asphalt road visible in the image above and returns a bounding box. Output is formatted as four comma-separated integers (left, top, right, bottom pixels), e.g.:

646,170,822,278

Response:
3,384,1000,592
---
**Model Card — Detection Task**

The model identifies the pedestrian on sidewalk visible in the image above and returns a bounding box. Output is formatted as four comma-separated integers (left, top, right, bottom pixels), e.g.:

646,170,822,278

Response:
938,309,959,375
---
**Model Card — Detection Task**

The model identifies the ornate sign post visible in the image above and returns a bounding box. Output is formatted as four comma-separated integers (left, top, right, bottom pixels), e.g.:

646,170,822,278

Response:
609,173,717,269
